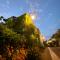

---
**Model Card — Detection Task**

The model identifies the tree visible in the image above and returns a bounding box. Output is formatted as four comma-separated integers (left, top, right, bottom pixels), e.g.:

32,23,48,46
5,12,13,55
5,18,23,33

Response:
0,13,44,59
48,29,60,46
0,16,4,20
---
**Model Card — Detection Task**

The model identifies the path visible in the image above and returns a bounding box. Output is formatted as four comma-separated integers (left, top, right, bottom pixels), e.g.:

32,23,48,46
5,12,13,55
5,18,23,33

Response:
48,47,60,60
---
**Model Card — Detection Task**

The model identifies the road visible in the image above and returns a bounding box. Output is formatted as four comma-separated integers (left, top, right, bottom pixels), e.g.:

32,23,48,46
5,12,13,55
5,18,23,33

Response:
50,47,60,58
48,47,60,60
41,47,60,60
41,47,52,60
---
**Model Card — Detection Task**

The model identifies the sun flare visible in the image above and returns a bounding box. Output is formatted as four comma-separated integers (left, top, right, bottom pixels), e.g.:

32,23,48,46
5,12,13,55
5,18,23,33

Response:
30,14,37,20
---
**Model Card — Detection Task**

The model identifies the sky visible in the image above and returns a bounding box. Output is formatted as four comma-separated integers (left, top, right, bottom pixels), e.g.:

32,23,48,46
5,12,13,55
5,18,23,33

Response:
0,0,60,40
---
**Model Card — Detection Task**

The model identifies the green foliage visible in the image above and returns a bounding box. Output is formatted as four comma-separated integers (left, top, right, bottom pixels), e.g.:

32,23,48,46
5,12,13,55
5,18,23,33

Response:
46,29,60,47
0,13,43,59
27,47,41,60
0,24,19,46
52,29,60,39
0,16,4,20
6,19,14,28
0,13,43,48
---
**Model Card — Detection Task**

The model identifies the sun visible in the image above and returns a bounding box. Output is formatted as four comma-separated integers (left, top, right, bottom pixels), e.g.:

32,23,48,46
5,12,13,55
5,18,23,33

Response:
30,14,37,20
